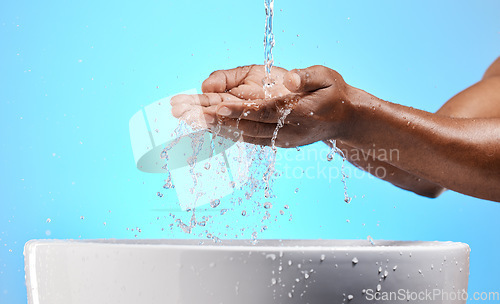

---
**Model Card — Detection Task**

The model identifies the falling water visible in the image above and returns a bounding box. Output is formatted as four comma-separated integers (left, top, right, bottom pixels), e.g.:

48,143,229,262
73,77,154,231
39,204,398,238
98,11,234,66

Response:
263,0,275,94
327,139,351,203
263,0,275,98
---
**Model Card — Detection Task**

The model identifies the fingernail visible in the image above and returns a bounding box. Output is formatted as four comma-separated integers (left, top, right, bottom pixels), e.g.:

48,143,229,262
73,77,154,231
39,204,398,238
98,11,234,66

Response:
203,114,215,124
218,107,232,116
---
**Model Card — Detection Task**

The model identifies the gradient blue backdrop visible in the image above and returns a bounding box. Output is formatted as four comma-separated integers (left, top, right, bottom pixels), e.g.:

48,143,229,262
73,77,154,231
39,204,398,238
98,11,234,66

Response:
1,0,499,303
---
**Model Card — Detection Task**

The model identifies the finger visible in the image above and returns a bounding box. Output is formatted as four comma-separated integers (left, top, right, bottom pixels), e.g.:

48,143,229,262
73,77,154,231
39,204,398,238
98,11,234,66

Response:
177,107,210,129
201,105,218,125
179,105,235,131
240,135,293,148
229,84,265,100
218,118,277,138
242,135,271,147
170,93,224,107
171,93,243,119
171,102,193,118
215,118,305,149
202,65,255,93
215,99,282,123
284,65,334,93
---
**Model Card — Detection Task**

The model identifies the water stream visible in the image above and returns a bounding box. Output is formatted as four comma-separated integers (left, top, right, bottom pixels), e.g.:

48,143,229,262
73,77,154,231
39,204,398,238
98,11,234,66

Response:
263,0,275,98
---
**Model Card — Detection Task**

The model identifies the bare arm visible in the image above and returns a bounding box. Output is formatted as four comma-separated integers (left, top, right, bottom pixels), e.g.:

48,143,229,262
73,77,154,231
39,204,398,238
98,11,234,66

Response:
171,58,500,202
339,62,500,201
325,57,500,198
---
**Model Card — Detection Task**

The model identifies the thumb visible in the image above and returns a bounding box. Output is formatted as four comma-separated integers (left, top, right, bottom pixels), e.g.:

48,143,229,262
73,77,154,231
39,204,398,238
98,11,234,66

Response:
283,65,334,93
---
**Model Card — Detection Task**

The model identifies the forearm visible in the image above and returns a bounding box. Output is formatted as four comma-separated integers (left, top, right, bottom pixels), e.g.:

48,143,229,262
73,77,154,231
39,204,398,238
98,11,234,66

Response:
324,140,445,198
339,86,500,201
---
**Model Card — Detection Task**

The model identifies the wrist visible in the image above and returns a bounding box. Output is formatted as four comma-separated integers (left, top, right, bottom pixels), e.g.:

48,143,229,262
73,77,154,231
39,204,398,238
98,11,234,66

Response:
332,85,364,142
335,85,385,143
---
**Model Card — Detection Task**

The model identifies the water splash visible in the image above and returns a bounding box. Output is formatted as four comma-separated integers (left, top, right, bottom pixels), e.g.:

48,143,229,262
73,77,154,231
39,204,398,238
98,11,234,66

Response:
160,122,190,189
149,2,296,242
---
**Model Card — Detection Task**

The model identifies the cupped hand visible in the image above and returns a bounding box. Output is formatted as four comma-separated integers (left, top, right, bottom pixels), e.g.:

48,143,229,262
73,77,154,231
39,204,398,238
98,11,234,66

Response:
171,65,352,147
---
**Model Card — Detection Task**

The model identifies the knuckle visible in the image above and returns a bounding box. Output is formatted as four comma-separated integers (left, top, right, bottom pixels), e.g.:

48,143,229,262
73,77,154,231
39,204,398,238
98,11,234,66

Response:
209,70,222,77
169,95,180,105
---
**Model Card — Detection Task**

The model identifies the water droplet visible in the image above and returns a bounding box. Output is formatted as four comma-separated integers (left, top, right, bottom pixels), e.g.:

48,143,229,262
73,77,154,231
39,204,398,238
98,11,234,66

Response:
210,199,221,208
220,209,228,215
250,230,259,241
393,265,398,271
266,253,276,260
320,254,326,262
284,204,289,209
376,284,381,292
352,257,358,264
264,202,273,209
367,235,375,245
46,218,51,223
204,163,211,170
326,151,334,161
304,272,310,279
241,210,247,216
347,295,354,301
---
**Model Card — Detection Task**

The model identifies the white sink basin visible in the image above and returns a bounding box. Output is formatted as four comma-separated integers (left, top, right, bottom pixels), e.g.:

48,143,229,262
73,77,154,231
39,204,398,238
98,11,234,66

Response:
24,239,469,304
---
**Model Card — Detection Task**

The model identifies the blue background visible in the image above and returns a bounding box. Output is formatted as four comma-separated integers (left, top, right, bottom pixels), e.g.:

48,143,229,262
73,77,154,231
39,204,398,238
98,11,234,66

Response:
1,0,499,303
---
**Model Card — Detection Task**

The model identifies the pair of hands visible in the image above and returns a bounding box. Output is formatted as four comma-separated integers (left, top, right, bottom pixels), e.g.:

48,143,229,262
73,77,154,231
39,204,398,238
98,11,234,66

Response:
170,65,353,147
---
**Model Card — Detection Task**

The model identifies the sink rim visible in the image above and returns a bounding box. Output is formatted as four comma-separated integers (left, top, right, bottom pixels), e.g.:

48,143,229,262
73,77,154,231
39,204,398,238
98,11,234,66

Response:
25,239,470,253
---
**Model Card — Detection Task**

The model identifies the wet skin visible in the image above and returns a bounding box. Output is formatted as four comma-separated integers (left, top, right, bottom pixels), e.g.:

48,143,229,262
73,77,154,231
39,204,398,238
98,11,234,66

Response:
171,58,500,202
